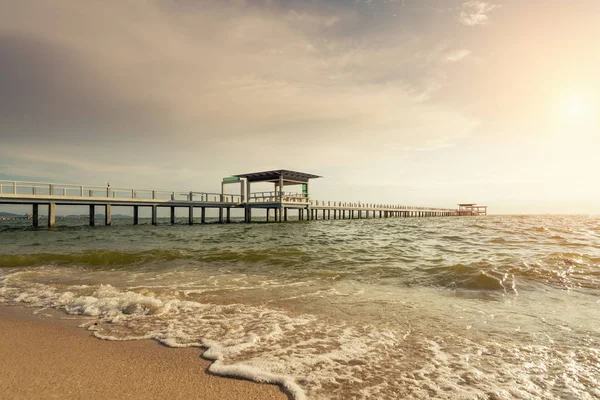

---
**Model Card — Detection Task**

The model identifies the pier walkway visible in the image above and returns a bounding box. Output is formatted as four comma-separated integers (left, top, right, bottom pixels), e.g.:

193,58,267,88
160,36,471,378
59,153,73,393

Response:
0,170,485,227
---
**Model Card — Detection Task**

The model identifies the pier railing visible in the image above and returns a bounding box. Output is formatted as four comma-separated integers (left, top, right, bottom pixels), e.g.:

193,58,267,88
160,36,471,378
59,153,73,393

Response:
1,180,458,212
0,180,242,203
248,191,309,203
309,199,456,211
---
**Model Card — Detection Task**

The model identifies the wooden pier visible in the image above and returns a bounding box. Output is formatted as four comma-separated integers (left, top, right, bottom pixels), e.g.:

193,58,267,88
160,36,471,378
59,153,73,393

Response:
0,170,486,228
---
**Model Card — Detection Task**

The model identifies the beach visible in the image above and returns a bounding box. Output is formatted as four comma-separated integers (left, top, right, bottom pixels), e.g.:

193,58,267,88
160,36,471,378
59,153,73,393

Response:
1,215,599,399
0,306,286,400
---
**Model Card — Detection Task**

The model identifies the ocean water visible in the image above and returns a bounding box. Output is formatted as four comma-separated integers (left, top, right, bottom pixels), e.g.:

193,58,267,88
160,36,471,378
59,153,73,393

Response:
1,215,599,399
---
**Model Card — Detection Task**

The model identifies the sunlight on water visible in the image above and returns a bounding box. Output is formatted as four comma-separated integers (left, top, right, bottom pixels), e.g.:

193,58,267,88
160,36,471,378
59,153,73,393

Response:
1,215,599,399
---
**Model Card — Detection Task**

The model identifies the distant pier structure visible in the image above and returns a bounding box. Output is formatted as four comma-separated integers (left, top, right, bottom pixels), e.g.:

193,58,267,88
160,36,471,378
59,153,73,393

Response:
457,203,488,216
0,169,486,228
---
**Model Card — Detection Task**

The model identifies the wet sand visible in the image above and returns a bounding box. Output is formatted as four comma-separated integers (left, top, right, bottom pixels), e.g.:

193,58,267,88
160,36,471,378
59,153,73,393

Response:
0,306,288,400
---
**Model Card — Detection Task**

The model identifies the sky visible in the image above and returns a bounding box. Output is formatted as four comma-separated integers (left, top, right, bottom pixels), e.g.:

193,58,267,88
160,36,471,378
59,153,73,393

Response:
1,0,599,214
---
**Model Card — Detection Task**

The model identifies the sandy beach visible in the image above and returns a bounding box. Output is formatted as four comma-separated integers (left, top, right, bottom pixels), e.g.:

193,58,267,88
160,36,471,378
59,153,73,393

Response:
0,306,287,400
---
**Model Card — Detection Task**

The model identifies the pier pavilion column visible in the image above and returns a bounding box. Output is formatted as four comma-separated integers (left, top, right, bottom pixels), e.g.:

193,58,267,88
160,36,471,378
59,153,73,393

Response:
188,207,194,225
201,207,206,224
219,207,223,224
151,205,158,225
133,206,139,225
48,203,56,228
105,205,112,226
226,208,231,223
89,205,95,226
32,204,39,227
170,207,175,225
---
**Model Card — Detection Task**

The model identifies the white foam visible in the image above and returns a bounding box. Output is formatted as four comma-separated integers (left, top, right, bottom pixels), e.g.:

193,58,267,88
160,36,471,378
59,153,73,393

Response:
2,268,600,400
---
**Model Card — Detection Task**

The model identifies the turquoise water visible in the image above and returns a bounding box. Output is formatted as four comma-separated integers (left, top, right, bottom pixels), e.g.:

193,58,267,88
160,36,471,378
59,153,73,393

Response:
1,215,599,399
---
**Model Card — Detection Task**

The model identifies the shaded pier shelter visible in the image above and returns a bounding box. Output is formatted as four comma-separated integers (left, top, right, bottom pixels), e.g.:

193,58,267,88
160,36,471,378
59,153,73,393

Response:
457,204,488,216
233,169,321,222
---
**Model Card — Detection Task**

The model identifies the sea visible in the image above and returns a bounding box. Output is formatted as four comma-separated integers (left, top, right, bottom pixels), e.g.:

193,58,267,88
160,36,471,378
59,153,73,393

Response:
0,215,599,399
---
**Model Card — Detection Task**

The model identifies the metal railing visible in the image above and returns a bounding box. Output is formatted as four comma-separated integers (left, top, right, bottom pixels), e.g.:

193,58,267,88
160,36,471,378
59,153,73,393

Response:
309,199,457,211
248,191,309,203
0,180,242,204
0,180,457,211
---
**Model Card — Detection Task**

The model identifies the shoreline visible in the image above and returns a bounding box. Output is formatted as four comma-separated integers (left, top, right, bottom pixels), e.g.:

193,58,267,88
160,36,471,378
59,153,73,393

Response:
0,305,288,400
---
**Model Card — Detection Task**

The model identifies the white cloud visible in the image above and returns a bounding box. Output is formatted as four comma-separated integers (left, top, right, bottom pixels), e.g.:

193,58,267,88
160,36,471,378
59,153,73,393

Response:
444,49,471,62
459,1,498,26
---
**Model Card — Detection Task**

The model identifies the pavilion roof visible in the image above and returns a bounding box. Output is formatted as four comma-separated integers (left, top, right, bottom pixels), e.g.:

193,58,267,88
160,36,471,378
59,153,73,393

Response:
234,169,321,183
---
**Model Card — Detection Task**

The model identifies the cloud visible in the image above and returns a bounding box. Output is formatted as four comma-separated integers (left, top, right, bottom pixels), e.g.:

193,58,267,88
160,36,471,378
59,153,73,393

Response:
444,49,471,62
0,1,475,151
0,34,168,145
459,1,498,26
0,0,485,191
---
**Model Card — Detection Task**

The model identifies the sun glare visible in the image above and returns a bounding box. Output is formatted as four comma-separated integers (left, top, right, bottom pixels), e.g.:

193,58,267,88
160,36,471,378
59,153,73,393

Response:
557,93,596,124
567,100,584,115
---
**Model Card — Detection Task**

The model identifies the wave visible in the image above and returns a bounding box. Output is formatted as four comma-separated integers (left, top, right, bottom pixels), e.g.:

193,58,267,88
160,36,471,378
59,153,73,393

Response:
418,263,513,292
0,248,314,269
416,252,600,293
0,250,183,268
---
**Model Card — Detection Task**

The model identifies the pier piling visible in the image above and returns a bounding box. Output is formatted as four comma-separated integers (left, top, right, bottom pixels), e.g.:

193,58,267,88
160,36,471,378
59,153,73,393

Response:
89,205,95,226
32,204,39,227
105,205,111,226
48,203,56,228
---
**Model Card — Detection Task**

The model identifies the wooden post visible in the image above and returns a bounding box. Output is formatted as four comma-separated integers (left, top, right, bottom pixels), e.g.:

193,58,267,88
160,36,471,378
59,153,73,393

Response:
266,209,270,222
218,207,223,223
133,206,139,225
105,205,112,226
201,207,206,224
284,207,288,222
48,203,56,228
89,205,95,226
152,205,158,225
32,204,39,227
226,207,231,223
170,207,176,225
188,206,194,225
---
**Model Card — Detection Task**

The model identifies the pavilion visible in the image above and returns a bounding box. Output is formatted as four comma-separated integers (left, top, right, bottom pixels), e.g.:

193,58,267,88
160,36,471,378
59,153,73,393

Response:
457,204,488,216
222,169,322,222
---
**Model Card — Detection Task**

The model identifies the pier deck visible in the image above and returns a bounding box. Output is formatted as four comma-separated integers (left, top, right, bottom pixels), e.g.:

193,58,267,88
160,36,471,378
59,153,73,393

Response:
0,172,484,228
